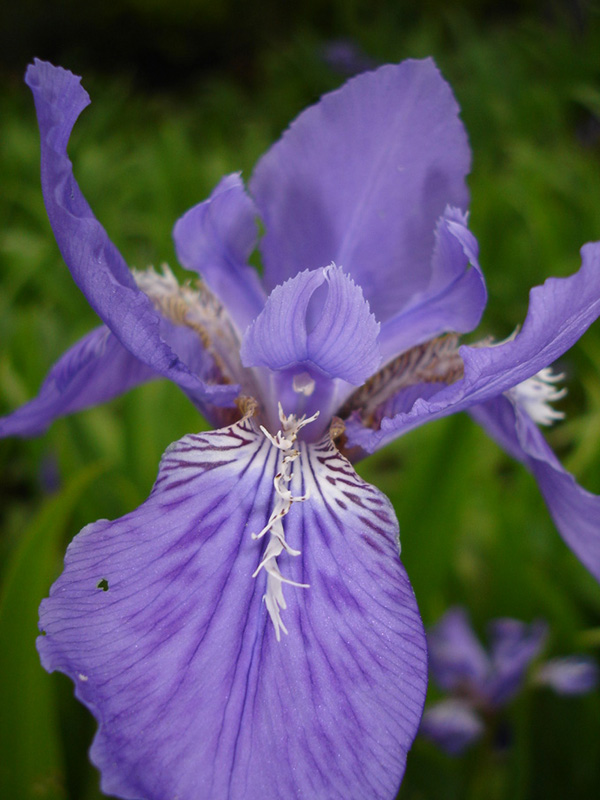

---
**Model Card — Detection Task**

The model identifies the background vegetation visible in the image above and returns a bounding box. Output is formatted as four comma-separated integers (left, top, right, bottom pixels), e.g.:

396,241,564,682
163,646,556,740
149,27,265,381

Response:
1,1,600,798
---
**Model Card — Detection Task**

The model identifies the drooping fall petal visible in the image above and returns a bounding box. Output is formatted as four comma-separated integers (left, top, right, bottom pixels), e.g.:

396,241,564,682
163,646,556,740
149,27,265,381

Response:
38,417,426,800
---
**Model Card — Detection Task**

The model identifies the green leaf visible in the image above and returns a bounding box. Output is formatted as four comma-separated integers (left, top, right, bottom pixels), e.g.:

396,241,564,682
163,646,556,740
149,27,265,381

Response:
0,461,107,800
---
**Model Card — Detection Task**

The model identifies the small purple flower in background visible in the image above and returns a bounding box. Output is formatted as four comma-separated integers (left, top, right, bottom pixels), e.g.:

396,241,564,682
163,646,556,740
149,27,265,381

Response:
320,38,377,76
421,608,599,755
1,57,600,799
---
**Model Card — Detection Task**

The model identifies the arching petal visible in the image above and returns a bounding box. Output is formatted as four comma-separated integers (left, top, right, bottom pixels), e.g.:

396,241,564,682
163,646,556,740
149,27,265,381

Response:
0,313,237,438
378,208,487,361
25,60,223,403
469,395,600,583
0,326,155,437
250,59,470,321
241,265,381,385
38,418,426,800
346,241,600,454
173,174,267,332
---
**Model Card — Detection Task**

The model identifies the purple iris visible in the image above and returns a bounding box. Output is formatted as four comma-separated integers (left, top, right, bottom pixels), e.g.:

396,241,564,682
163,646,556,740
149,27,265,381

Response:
1,57,600,799
421,608,598,755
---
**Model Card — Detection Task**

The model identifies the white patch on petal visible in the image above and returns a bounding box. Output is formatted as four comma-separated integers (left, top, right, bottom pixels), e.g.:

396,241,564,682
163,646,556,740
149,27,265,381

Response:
252,403,319,640
292,371,316,396
510,367,567,426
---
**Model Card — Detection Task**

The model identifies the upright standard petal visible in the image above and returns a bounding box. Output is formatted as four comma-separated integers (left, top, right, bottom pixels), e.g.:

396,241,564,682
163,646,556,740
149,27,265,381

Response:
378,208,487,361
38,416,426,800
25,60,226,404
173,174,267,332
241,264,381,385
470,395,600,583
485,618,547,706
0,326,155,437
250,59,470,321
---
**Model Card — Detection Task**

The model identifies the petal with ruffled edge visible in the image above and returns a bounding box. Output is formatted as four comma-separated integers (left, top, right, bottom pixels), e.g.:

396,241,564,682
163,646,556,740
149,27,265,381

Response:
241,264,381,385
419,699,484,755
250,59,470,322
469,395,600,583
38,417,426,800
378,208,487,361
484,617,547,706
426,607,490,694
173,174,266,332
25,60,231,407
346,241,600,454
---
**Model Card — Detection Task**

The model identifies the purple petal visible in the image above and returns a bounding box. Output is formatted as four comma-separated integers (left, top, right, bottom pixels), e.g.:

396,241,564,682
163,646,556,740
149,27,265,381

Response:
485,617,547,706
173,174,266,331
534,656,599,695
25,60,229,405
419,699,484,755
470,395,600,583
250,59,470,321
38,419,426,799
241,265,381,385
379,208,487,361
427,607,489,693
0,326,155,437
346,240,600,453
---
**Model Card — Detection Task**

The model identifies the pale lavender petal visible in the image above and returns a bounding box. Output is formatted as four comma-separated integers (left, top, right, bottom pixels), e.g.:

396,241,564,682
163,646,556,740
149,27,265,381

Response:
534,656,599,695
427,607,489,693
38,419,426,800
485,618,547,706
173,174,266,331
25,60,229,405
419,699,484,755
379,208,487,361
250,59,470,321
346,241,600,453
241,265,381,385
470,395,600,583
0,326,154,437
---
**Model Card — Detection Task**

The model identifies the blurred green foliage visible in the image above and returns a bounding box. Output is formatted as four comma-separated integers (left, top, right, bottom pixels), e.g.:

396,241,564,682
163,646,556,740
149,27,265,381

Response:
1,2,600,799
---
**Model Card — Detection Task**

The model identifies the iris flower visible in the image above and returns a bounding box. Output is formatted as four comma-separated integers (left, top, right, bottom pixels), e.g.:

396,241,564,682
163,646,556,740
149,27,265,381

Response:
2,58,600,799
421,608,598,755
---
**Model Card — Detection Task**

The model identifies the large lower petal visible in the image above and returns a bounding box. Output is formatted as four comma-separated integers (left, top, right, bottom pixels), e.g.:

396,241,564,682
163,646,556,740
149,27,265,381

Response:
250,59,470,321
346,241,600,453
38,418,426,800
469,395,600,583
25,60,226,405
